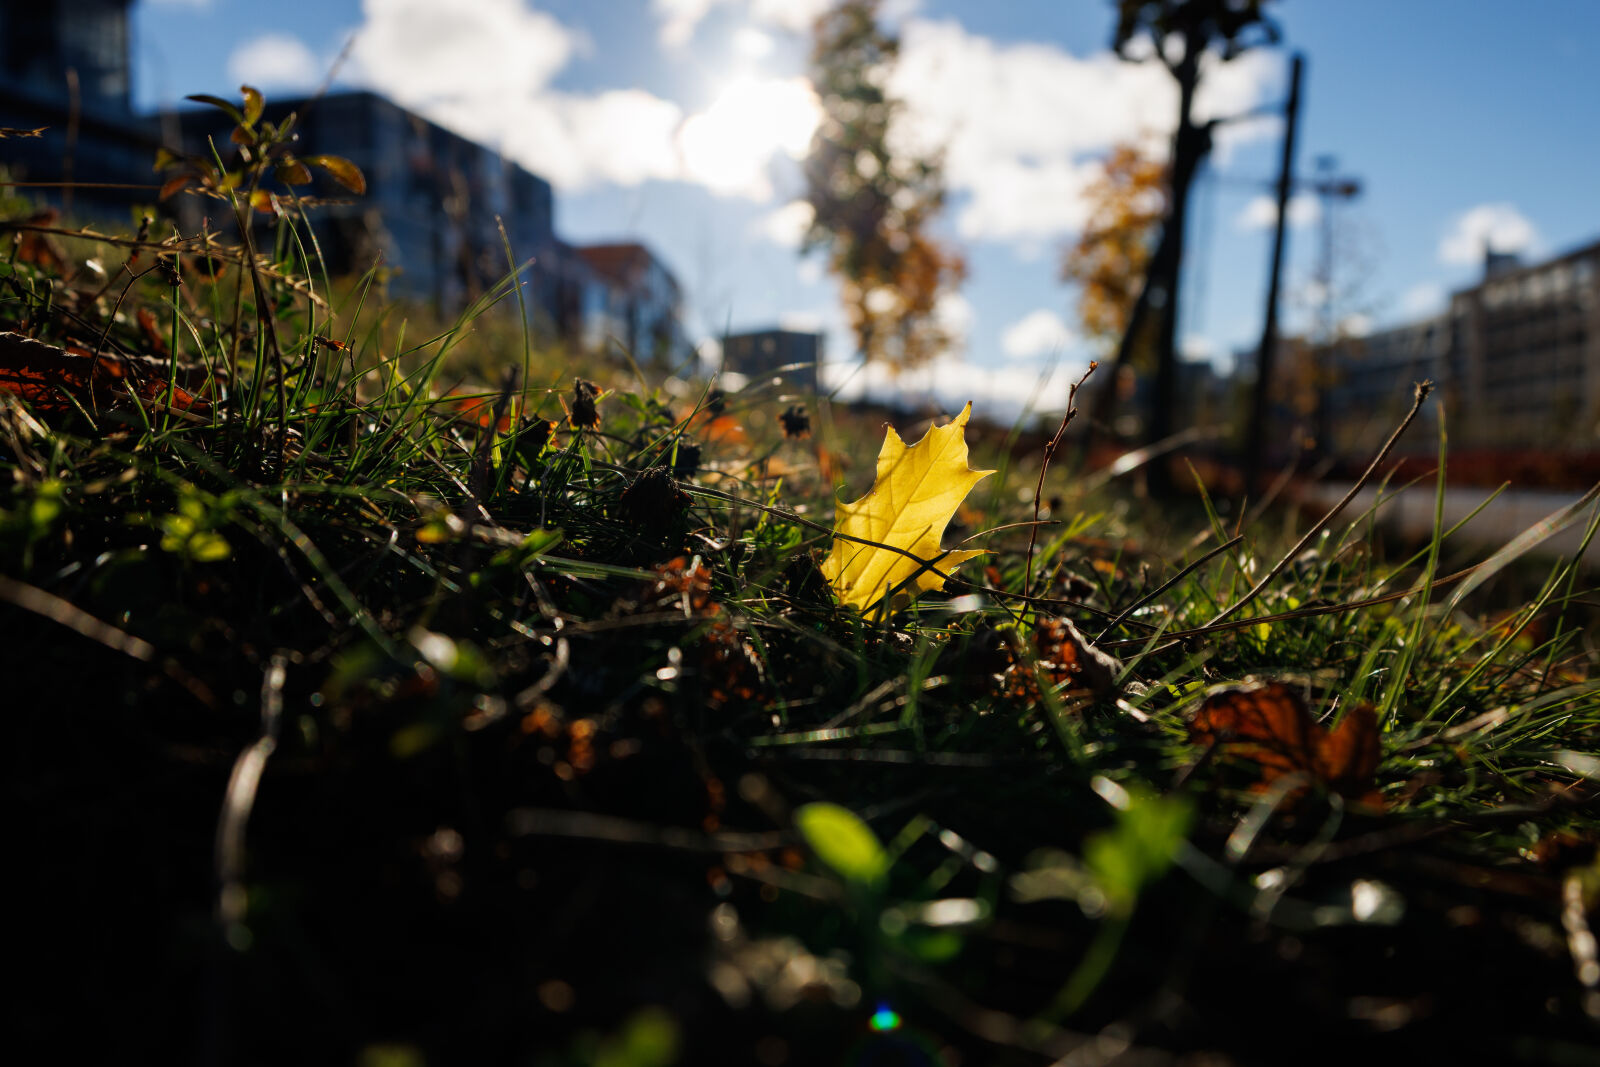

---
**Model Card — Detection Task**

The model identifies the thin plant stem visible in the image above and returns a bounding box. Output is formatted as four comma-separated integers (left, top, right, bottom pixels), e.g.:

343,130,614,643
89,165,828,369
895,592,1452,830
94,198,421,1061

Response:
1208,379,1433,629
1023,361,1097,602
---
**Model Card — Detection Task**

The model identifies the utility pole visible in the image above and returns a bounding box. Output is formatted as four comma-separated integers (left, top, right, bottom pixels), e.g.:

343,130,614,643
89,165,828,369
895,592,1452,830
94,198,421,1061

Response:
1305,154,1362,455
1308,155,1361,343
1243,51,1302,498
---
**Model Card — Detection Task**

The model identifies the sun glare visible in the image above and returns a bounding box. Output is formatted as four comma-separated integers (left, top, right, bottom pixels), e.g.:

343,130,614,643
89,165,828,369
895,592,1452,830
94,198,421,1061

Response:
679,76,821,198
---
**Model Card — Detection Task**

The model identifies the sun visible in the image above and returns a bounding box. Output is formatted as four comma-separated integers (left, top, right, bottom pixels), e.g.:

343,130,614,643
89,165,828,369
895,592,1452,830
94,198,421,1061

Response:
678,76,822,198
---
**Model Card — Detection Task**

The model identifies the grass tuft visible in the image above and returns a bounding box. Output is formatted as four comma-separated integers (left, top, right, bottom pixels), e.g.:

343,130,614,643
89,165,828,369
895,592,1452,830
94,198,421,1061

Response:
3,110,1599,1065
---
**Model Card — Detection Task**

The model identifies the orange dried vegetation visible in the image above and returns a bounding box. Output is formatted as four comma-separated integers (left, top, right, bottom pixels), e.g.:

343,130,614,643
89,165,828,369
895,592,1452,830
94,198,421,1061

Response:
996,617,1121,706
444,390,515,433
1061,142,1167,351
678,402,746,447
1188,681,1381,805
0,331,210,418
649,557,763,708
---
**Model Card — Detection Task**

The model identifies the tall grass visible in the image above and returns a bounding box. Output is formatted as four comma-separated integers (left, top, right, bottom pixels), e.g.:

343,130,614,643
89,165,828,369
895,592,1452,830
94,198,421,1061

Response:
3,90,1598,1065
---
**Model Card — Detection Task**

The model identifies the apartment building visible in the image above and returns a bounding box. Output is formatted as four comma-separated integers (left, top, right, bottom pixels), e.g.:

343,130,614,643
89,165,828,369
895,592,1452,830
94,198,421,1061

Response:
575,243,692,367
0,1,689,360
721,329,821,394
1321,238,1600,455
0,0,160,220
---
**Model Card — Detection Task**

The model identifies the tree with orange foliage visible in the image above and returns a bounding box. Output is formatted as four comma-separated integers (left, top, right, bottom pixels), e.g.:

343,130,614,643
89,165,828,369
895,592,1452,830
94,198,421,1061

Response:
802,0,964,370
1061,143,1168,355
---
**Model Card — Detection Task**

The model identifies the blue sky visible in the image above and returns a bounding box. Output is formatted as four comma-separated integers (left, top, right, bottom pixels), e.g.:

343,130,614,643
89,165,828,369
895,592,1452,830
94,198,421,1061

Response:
132,0,1600,417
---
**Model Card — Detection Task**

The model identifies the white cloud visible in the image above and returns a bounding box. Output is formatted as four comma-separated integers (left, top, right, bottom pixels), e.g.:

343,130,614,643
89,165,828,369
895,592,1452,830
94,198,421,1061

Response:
1339,313,1373,338
754,200,816,247
227,34,321,91
953,158,1101,243
801,297,1055,422
878,0,925,22
505,91,684,190
821,353,1091,423
697,336,724,373
678,76,821,198
936,291,974,352
1001,309,1076,359
1400,281,1447,319
334,2,1275,231
349,0,680,189
345,0,815,196
1234,192,1320,231
654,0,834,48
886,19,1279,243
352,0,573,107
778,309,828,332
733,27,775,58
654,0,717,48
748,0,836,34
1438,202,1539,266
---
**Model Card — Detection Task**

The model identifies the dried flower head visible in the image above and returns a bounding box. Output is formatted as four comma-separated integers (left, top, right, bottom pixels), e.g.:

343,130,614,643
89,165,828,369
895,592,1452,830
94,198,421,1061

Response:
779,405,811,439
618,466,690,528
568,378,602,429
670,440,702,478
515,417,557,465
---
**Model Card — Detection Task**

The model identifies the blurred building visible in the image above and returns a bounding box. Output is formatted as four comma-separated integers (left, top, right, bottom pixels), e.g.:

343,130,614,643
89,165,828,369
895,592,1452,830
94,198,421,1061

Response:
0,3,689,359
573,243,692,367
1449,240,1600,448
176,97,696,358
1321,238,1600,456
1319,315,1449,456
721,329,821,393
172,91,586,319
0,0,160,221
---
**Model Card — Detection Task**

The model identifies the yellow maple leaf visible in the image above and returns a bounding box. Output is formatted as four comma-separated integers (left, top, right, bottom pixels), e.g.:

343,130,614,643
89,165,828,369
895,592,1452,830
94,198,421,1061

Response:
821,402,995,618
